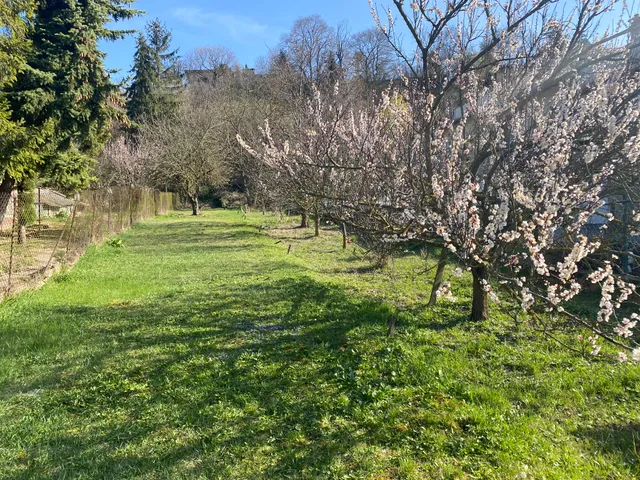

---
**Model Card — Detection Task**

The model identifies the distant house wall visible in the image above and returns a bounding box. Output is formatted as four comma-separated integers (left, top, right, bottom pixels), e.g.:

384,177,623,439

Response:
0,188,74,230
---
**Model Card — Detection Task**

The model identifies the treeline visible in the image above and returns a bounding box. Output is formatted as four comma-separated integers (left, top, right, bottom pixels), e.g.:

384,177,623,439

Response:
101,14,405,215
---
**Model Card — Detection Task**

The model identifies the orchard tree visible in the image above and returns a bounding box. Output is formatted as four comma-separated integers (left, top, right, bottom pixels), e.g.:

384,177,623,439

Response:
236,50,323,226
238,84,358,236
361,0,640,328
141,88,229,215
241,1,640,358
200,69,290,212
96,134,145,187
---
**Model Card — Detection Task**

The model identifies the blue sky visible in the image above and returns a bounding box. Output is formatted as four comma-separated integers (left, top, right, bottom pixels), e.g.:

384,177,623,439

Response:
101,0,381,79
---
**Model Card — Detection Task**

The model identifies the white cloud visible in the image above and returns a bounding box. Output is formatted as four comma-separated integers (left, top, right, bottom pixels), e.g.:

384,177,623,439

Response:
173,7,268,37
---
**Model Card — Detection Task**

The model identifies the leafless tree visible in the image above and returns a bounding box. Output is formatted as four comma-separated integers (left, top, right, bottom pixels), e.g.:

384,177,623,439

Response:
141,88,230,215
335,20,352,70
280,15,337,83
96,135,145,188
351,28,396,84
180,46,239,72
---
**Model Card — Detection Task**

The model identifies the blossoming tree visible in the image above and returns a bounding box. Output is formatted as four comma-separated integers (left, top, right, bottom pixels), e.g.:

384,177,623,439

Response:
241,0,640,359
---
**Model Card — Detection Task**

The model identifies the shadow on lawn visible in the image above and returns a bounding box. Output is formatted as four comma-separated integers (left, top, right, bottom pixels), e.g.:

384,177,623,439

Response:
131,221,267,244
4,215,638,478
7,273,396,479
575,423,640,471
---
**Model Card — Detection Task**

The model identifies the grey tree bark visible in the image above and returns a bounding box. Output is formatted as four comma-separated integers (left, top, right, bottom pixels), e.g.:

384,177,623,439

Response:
471,266,490,321
300,211,309,228
189,195,200,216
427,249,448,307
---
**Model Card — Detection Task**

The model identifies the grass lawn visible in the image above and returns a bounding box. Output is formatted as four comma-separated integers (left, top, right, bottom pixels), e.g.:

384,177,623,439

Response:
1,209,639,479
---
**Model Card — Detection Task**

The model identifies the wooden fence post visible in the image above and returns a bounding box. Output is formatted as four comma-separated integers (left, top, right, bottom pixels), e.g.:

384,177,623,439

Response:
38,187,42,230
129,187,134,227
342,223,348,250
64,194,79,262
90,191,97,243
107,188,112,234
6,191,18,294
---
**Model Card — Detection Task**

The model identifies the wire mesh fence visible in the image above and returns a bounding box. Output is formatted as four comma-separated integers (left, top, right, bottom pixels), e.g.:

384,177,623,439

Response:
0,187,175,297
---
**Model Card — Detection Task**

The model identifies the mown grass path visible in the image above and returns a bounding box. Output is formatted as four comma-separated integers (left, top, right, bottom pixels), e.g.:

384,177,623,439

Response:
1,211,639,479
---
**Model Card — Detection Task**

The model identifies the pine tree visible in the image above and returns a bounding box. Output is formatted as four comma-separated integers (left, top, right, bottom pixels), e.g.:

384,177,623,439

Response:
147,19,181,117
0,0,42,219
146,18,180,81
126,19,180,125
126,33,160,123
6,0,139,194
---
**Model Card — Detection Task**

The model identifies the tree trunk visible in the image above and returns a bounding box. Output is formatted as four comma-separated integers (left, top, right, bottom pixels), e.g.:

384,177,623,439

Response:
190,196,200,216
154,190,160,216
129,189,134,226
18,225,27,245
471,266,490,321
242,170,253,207
0,173,15,229
300,211,309,228
342,223,348,249
428,249,448,307
314,205,320,237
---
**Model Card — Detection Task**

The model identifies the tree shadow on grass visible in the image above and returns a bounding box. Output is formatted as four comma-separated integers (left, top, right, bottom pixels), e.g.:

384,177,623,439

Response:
2,275,396,479
416,310,470,332
127,222,267,245
574,423,640,473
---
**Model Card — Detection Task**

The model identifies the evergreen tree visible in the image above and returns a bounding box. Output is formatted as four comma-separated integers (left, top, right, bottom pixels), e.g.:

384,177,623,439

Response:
146,18,179,80
147,19,181,117
126,33,159,123
323,51,341,87
126,19,180,126
0,0,34,88
0,0,42,218
17,177,37,227
0,0,39,230
6,0,139,194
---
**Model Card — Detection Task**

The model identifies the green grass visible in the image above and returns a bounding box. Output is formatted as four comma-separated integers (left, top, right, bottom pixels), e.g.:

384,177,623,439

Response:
0,209,639,479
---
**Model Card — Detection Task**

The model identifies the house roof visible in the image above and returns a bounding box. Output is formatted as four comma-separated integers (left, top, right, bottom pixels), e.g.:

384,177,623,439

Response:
37,189,74,208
